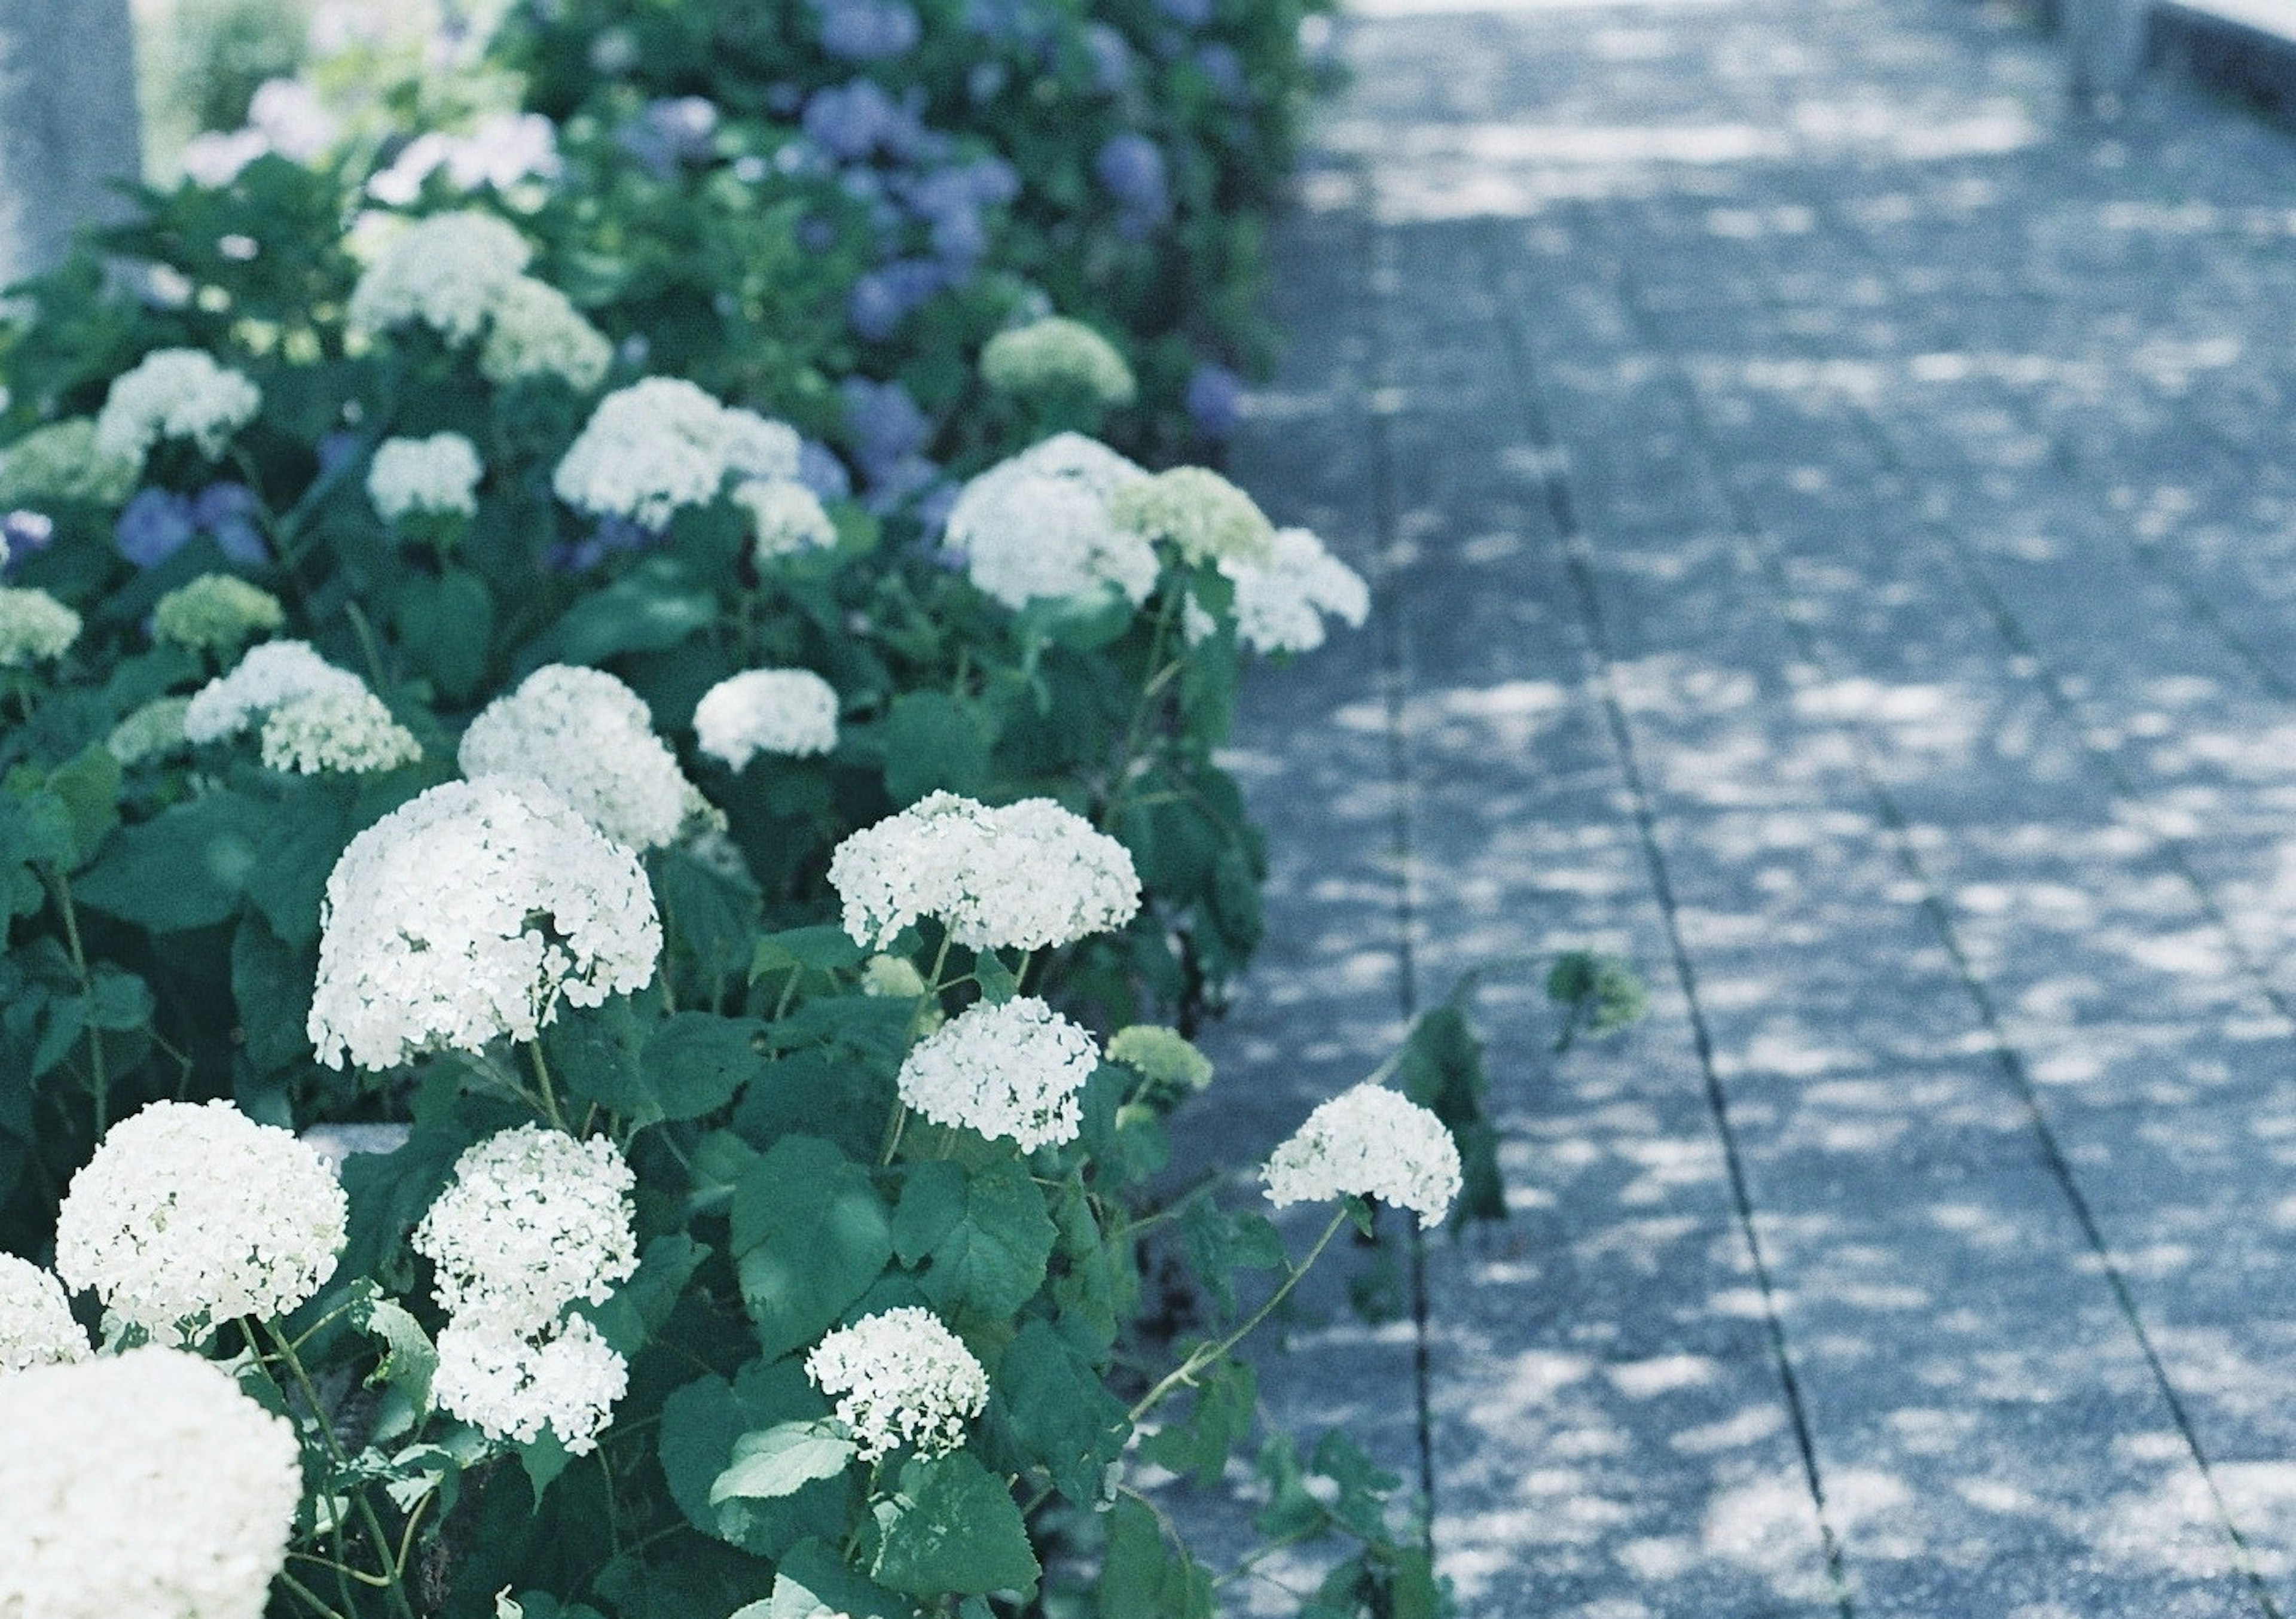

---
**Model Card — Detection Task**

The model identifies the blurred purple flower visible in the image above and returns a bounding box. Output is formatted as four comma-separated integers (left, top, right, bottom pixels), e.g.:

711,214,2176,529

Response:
193,482,269,566
545,514,655,574
317,429,363,475
841,377,930,481
798,438,854,502
116,489,197,569
1186,364,1247,438
847,259,946,342
816,0,921,61
1156,0,1215,24
802,80,936,163
1194,43,1246,99
1095,133,1171,238
618,96,719,178
1082,24,1133,93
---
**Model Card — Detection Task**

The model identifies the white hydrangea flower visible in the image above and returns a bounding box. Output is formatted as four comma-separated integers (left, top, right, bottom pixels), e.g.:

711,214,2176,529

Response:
735,477,838,561
480,276,613,392
1263,1084,1463,1226
552,378,798,529
347,211,533,346
896,995,1099,1151
459,664,694,851
0,1347,300,1619
944,434,1158,611
93,348,263,465
827,792,1141,952
0,1255,87,1373
368,431,483,522
432,1315,628,1455
692,668,839,770
980,317,1137,407
1110,465,1277,568
1209,527,1371,655
412,1124,638,1336
0,587,82,667
182,639,371,744
804,1306,988,1462
53,1099,349,1342
307,776,662,1071
260,688,424,775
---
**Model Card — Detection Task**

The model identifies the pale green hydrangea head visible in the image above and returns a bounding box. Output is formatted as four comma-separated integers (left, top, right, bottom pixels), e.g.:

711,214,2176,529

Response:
0,587,82,667
106,696,193,766
1107,1024,1214,1107
981,317,1137,408
1109,466,1276,567
259,688,423,775
151,574,285,655
479,276,613,392
0,419,139,508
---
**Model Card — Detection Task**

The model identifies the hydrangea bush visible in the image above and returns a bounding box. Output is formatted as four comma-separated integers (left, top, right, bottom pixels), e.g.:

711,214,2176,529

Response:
0,4,1504,1616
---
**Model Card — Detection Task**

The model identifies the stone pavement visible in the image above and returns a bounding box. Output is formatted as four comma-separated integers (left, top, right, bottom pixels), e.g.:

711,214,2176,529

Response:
1172,0,2296,1612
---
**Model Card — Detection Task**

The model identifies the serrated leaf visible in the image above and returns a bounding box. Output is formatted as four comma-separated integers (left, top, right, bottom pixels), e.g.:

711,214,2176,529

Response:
709,1422,856,1504
995,1319,1127,1505
764,1538,912,1619
891,1160,1055,1320
1138,1356,1254,1489
645,1012,765,1120
871,1451,1039,1599
750,924,866,980
360,1295,436,1417
72,790,267,931
883,690,996,806
1098,1495,1213,1619
730,1136,893,1360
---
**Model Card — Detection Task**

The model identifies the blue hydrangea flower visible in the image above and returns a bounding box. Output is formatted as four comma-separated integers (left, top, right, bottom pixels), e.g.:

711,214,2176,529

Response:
1155,0,1215,26
841,377,930,482
116,489,198,568
1095,133,1171,237
1082,24,1134,93
193,483,269,566
816,0,921,61
1194,43,1246,99
617,96,719,178
1186,364,1246,438
544,513,655,574
798,438,854,502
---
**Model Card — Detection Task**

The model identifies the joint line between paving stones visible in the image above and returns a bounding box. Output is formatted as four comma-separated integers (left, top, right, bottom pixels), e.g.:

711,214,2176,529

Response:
1573,200,2290,1619
1473,217,1859,1619
1355,173,1441,1558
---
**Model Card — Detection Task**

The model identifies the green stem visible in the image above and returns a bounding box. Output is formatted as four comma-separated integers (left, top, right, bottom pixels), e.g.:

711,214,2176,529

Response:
528,1041,570,1131
276,1565,356,1619
40,866,109,1135
1100,589,1186,829
259,1319,422,1619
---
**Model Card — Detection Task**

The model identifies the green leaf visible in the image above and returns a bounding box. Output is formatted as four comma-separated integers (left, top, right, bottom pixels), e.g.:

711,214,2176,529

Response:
231,915,315,1074
762,1539,913,1619
44,745,120,867
645,1012,765,1120
995,1319,1128,1506
660,1362,845,1557
360,1293,437,1418
396,568,495,702
1098,1495,1213,1619
891,1160,1056,1320
882,690,996,806
709,1421,856,1505
81,964,152,1030
584,1233,707,1359
520,554,715,669
72,791,267,931
730,1136,894,1361
750,923,866,981
543,997,649,1121
1397,1002,1504,1223
871,1451,1039,1599
1139,1356,1254,1489
240,782,358,949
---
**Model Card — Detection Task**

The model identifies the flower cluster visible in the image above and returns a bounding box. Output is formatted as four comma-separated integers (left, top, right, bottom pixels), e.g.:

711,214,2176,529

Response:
551,378,801,529
459,664,694,850
106,696,192,766
93,349,263,466
804,1306,988,1462
1219,527,1372,655
828,791,1141,951
182,640,371,743
1106,1024,1214,1108
0,1348,301,1619
0,1254,86,1374
347,210,534,344
942,432,1159,611
896,995,1100,1151
0,587,81,667
414,1126,639,1453
52,1099,349,1342
413,1126,639,1334
981,316,1137,407
479,276,615,391
368,432,484,522
737,477,839,561
1111,465,1277,567
150,574,284,654
692,668,840,769
259,688,425,775
1263,1084,1463,1225
307,776,662,1069
0,419,139,508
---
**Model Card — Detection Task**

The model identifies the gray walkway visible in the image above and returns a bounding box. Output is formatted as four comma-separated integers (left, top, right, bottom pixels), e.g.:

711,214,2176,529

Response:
1181,1,2296,1612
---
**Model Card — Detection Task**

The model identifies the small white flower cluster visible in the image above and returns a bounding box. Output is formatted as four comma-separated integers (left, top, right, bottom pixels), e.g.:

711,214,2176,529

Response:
1263,1083,1463,1226
0,419,140,508
943,432,1159,611
307,776,662,1070
432,1315,628,1454
368,431,484,522
735,477,839,561
1209,527,1372,655
151,574,285,654
370,110,562,205
94,348,263,465
0,1254,86,1374
551,378,801,529
692,668,839,770
0,1347,301,1619
413,1125,639,1334
260,688,425,775
183,639,372,744
52,1099,349,1343
980,317,1137,407
0,587,82,667
1110,465,1277,568
804,1306,988,1462
459,664,695,850
829,792,1141,953
347,211,534,346
480,276,614,392
896,995,1100,1151
414,1126,639,1454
